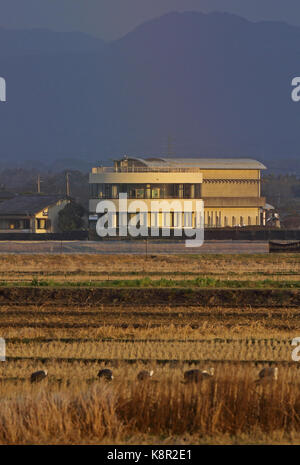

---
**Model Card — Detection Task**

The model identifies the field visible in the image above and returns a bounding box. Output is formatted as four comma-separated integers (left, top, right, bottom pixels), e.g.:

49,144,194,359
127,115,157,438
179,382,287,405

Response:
0,252,299,444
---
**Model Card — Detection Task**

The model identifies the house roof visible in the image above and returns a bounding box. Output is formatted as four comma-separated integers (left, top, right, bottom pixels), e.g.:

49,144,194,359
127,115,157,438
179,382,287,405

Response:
0,194,66,216
0,191,15,200
122,157,266,170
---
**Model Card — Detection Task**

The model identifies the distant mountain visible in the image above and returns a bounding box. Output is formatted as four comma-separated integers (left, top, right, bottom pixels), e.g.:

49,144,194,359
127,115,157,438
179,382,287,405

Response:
0,11,300,171
0,27,105,55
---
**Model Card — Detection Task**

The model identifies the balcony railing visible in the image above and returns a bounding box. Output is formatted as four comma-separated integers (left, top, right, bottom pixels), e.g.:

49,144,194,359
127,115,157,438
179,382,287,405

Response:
91,166,202,174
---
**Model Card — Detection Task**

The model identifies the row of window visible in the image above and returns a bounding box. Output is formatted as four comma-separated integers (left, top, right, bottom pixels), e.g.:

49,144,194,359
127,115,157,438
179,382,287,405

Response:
92,212,259,229
0,219,31,230
206,212,259,227
0,219,50,230
97,212,196,228
89,183,202,199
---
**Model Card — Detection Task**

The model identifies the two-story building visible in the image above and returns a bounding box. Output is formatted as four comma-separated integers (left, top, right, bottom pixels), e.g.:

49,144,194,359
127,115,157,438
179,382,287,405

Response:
89,156,267,235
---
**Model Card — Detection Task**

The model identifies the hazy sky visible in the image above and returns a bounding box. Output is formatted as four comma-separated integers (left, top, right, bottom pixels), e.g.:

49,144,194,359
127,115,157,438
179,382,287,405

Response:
0,0,300,40
1,0,300,40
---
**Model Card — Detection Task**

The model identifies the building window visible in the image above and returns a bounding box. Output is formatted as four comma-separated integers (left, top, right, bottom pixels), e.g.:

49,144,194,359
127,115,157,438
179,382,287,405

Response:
119,184,127,194
141,212,148,227
184,212,193,228
195,184,202,198
9,220,28,230
174,212,182,228
135,189,145,199
151,188,160,199
183,184,191,198
224,216,228,227
37,219,48,229
248,216,251,226
163,212,171,228
240,216,244,227
105,184,111,198
151,212,158,228
232,216,236,227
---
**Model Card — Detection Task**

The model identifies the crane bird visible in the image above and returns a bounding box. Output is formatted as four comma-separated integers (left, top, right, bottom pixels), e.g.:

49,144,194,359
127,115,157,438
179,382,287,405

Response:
97,369,113,381
183,368,214,384
255,367,278,385
137,370,154,381
30,370,48,384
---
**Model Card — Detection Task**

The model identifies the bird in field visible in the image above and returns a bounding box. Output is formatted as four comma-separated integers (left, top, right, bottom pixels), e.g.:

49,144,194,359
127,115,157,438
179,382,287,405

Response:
183,368,214,384
200,368,215,378
30,370,48,384
97,369,113,381
137,370,154,381
255,367,278,385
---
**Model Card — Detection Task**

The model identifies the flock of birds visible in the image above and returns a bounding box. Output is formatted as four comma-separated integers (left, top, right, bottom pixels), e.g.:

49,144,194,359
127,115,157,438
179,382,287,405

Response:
29,366,278,385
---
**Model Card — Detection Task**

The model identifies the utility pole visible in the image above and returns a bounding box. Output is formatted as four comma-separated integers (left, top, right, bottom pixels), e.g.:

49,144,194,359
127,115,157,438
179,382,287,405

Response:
37,175,41,194
66,172,70,197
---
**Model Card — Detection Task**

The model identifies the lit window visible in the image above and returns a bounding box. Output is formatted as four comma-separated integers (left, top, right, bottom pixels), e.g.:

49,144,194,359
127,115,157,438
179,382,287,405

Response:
151,212,158,227
151,188,160,199
184,212,193,228
135,189,144,199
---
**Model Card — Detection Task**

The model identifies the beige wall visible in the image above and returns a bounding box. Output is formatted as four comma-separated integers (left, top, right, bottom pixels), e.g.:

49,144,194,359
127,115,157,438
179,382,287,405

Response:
204,207,261,227
35,199,70,233
202,181,259,197
201,169,260,179
201,169,260,197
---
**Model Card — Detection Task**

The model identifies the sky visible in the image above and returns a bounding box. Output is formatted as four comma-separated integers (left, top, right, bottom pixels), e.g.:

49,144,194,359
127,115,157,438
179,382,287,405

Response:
1,0,300,40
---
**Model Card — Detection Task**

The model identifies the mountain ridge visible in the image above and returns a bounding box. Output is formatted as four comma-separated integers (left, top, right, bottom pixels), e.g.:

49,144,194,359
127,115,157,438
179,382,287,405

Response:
0,11,299,170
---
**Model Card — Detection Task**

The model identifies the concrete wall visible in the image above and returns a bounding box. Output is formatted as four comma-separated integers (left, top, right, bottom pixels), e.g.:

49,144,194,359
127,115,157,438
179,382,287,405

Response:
204,207,261,227
201,169,260,197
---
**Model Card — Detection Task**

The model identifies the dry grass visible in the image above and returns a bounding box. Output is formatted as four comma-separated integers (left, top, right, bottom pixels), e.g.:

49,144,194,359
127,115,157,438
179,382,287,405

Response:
0,306,298,332
0,320,296,340
0,253,299,275
0,367,300,444
1,338,294,362
0,253,298,444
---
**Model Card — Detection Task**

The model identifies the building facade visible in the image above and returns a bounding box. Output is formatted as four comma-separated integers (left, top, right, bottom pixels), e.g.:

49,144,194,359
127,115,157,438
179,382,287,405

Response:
89,157,267,235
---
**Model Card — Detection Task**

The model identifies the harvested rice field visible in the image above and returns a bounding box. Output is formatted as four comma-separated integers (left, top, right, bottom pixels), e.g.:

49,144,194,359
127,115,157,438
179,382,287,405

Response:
0,252,299,444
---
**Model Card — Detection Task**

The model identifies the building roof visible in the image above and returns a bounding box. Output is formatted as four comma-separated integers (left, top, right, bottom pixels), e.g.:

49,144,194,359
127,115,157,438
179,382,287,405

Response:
0,194,66,216
122,157,266,170
0,191,15,200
